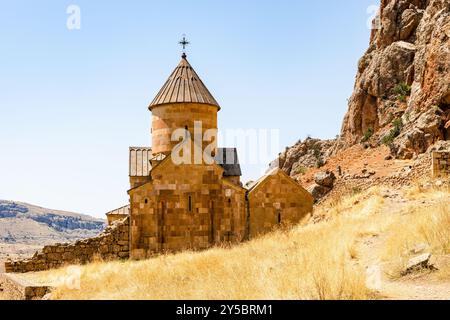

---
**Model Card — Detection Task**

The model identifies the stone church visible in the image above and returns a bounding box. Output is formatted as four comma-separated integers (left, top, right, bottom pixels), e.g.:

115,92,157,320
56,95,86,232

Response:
114,52,314,259
4,52,314,273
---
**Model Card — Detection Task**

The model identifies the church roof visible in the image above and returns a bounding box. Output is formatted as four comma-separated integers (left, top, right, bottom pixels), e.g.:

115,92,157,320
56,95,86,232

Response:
149,54,220,110
129,147,152,177
105,205,130,217
215,148,242,177
246,168,313,203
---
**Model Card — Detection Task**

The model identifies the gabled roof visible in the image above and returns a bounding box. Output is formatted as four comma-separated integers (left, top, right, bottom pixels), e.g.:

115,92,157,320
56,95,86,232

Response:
128,149,228,194
215,148,242,177
149,54,220,110
246,168,279,192
247,168,313,202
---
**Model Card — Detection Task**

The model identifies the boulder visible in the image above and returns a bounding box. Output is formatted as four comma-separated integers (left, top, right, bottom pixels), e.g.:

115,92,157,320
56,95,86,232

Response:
399,8,423,40
403,253,436,275
314,171,336,188
394,108,444,158
307,184,331,201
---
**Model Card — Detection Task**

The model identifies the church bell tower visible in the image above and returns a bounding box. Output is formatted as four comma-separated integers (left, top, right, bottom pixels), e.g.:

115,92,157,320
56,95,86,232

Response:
148,41,220,157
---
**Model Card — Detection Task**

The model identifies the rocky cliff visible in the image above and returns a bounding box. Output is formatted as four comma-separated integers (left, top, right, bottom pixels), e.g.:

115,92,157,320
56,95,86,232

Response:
0,200,105,246
335,0,450,159
276,0,449,179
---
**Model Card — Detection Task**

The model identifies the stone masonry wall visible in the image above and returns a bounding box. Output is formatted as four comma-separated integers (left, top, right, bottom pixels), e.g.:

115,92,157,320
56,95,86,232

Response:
151,103,218,155
4,217,129,273
432,152,450,178
0,273,53,300
248,169,314,238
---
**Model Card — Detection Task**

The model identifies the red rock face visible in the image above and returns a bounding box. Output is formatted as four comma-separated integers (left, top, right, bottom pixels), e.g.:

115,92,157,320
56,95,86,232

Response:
335,0,450,159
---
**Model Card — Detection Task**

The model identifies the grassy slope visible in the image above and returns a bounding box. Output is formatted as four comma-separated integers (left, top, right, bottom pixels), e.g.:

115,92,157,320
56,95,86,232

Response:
24,182,449,300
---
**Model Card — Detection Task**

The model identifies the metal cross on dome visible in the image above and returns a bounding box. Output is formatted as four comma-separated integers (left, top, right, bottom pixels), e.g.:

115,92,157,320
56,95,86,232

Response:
179,35,190,55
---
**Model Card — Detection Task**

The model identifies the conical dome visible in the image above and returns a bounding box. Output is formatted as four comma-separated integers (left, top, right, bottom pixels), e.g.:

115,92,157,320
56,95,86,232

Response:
149,55,220,110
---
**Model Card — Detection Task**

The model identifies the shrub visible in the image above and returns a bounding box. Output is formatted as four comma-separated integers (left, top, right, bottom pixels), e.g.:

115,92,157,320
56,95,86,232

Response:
393,82,411,102
381,133,395,146
316,159,324,168
312,144,321,159
382,118,403,146
397,95,407,102
352,187,362,196
361,128,374,143
392,118,403,136
293,166,308,175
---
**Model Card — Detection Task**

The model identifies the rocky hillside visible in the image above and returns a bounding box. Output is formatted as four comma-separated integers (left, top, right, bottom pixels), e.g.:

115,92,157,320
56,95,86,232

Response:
0,200,105,249
274,138,336,176
335,0,450,158
275,0,449,182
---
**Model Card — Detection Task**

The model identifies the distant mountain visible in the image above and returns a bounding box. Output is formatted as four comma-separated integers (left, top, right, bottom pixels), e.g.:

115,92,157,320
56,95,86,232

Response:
0,200,106,254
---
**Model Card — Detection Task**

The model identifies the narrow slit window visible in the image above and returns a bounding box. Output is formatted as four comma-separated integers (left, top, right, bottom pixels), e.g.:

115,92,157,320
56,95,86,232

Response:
188,196,192,212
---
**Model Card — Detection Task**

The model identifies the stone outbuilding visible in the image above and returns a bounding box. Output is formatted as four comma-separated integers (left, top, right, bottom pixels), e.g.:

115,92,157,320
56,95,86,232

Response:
247,168,314,238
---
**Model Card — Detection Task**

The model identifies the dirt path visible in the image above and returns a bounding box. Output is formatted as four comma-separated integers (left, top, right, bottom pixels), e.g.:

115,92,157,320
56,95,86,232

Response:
381,279,450,300
356,194,450,300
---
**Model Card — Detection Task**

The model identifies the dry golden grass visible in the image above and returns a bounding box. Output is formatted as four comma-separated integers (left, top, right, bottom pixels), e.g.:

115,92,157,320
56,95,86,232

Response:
437,262,450,281
22,181,449,300
30,221,371,300
26,190,385,300
382,183,450,278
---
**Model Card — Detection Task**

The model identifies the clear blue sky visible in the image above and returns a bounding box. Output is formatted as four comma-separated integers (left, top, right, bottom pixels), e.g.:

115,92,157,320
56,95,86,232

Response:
0,0,380,217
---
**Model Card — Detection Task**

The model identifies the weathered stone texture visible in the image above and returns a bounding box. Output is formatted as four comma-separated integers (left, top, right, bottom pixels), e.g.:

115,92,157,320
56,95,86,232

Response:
4,218,129,273
274,138,336,176
335,0,450,158
248,169,314,238
151,103,218,155
432,151,450,177
129,157,247,259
